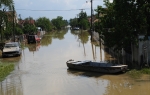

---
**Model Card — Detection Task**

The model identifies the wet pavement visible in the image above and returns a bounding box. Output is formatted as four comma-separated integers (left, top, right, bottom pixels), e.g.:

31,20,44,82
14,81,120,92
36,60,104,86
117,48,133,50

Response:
0,29,150,95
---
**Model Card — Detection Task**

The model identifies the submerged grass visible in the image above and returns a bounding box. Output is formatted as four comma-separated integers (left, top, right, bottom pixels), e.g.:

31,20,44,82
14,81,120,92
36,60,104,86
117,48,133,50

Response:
127,68,150,79
0,63,14,82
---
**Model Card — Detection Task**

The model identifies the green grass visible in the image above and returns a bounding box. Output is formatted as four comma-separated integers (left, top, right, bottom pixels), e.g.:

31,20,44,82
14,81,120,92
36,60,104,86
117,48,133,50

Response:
127,68,150,79
140,68,150,74
0,63,14,81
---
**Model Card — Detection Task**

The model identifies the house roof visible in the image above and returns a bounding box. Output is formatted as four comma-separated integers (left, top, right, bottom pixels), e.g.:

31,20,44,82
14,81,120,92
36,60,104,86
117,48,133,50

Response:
18,20,35,25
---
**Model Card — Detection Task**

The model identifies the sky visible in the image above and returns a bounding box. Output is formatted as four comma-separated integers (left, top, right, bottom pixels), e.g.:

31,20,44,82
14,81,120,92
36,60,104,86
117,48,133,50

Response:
13,0,108,20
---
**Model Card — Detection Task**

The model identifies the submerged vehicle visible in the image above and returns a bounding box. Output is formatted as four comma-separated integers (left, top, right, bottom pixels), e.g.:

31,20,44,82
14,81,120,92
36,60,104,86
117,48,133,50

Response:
27,35,41,44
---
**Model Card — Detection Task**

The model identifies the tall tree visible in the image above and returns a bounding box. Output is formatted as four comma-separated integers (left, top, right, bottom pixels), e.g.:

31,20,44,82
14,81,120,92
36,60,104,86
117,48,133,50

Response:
23,24,37,34
78,11,89,30
69,18,78,28
95,0,150,50
0,0,14,41
36,17,52,32
51,16,68,30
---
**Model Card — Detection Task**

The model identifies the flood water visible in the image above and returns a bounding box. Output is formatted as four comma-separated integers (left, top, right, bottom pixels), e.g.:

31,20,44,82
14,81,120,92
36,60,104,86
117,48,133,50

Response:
0,29,150,95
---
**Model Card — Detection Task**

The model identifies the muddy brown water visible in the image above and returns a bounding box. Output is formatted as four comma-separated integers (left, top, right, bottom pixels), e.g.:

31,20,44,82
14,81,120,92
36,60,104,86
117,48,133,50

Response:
0,29,150,95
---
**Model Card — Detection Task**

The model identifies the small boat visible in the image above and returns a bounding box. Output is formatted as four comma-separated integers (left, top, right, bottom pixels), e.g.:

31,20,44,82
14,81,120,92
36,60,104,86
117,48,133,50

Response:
66,59,128,74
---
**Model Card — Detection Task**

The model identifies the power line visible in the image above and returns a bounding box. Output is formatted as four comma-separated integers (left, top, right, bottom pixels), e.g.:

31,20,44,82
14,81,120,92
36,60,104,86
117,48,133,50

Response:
16,8,91,11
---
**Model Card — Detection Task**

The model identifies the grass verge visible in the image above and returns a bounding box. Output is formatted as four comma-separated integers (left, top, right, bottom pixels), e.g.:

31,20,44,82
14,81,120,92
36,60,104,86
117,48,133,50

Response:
127,68,150,79
0,63,14,82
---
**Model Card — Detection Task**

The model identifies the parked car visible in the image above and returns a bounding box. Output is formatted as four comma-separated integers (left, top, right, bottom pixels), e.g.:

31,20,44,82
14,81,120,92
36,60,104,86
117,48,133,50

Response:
27,35,41,44
2,42,22,57
73,27,80,30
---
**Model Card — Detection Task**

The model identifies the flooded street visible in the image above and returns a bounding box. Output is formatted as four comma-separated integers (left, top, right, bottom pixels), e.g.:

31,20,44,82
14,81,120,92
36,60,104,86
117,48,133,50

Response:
0,29,150,95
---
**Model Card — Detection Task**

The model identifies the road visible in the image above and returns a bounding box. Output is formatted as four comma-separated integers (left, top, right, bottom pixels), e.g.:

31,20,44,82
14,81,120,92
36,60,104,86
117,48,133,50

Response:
0,29,150,95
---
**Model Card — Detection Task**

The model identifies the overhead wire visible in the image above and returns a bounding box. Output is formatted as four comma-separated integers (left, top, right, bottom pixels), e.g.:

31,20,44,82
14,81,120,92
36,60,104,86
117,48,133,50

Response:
15,8,91,11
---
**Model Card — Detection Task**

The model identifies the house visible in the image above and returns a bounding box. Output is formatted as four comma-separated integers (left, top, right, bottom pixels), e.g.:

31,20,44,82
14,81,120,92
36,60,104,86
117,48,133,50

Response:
18,19,35,27
6,11,18,23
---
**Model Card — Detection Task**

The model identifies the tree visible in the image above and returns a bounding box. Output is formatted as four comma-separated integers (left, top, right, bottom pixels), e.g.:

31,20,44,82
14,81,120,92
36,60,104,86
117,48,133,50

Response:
0,0,14,41
23,24,37,34
79,18,89,30
95,2,116,48
51,16,67,30
0,0,14,9
36,17,52,32
78,11,89,30
15,26,23,35
94,0,150,50
69,18,78,28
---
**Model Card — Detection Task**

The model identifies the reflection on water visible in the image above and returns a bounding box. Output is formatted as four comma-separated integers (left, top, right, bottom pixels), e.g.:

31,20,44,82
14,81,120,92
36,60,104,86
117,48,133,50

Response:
67,69,150,95
40,30,68,46
28,43,41,52
0,74,23,95
0,54,22,95
0,29,150,95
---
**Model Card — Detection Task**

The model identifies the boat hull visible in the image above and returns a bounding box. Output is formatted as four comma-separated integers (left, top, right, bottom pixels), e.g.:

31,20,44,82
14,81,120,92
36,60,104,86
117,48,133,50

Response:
66,60,128,74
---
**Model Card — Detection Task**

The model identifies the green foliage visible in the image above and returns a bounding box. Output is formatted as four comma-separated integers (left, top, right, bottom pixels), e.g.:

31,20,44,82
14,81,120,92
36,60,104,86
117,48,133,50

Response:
127,68,150,79
140,68,150,74
23,24,37,34
127,69,142,79
0,0,14,41
0,9,9,41
0,63,14,81
0,0,14,10
51,16,68,30
79,18,89,30
36,17,52,32
94,0,150,50
78,11,88,29
70,11,89,30
69,18,78,28
15,26,23,35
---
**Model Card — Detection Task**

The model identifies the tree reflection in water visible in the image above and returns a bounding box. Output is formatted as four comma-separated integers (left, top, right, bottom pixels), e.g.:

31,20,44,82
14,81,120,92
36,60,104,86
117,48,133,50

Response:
40,30,68,46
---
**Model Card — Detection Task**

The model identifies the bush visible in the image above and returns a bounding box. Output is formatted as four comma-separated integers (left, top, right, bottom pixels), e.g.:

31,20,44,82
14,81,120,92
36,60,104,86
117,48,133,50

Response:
127,68,150,79
141,68,150,75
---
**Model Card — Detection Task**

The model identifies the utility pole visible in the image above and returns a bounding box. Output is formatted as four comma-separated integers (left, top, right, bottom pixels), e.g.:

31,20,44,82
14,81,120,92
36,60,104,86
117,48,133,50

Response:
90,0,93,41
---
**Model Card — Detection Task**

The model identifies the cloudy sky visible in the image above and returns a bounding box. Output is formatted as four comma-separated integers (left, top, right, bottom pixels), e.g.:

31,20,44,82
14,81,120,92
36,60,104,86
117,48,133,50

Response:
13,0,107,20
